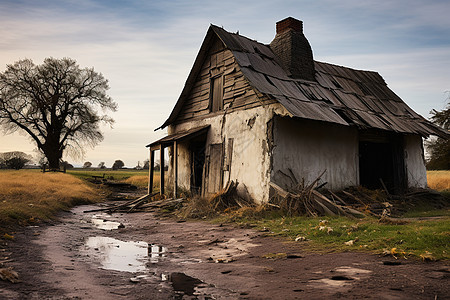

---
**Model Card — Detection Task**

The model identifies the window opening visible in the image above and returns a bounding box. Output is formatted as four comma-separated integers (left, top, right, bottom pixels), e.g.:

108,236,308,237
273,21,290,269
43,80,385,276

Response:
210,75,223,112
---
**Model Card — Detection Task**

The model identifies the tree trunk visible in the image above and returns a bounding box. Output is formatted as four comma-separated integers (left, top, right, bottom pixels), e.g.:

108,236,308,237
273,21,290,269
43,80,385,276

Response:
41,133,64,170
46,153,61,170
42,145,63,170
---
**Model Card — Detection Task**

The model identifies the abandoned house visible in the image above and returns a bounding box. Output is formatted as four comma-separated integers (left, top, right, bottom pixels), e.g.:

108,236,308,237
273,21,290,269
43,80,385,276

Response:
147,17,446,203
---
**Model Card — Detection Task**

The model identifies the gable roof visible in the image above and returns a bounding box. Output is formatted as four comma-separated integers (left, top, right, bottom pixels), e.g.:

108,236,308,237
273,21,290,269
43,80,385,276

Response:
159,24,446,138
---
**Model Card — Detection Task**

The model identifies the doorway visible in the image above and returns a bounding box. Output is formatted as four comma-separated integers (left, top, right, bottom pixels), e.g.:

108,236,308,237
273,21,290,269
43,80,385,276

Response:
189,137,207,195
359,132,406,194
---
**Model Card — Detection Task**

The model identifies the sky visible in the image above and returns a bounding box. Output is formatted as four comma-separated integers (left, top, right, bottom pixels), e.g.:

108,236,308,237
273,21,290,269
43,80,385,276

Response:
0,0,449,168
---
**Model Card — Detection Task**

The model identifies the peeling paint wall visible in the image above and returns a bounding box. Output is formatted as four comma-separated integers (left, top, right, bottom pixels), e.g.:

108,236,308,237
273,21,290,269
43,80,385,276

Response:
167,104,286,203
404,134,427,188
271,116,359,191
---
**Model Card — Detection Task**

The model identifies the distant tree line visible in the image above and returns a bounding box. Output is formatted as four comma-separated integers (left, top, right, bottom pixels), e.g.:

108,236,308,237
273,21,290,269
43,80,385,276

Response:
80,159,165,170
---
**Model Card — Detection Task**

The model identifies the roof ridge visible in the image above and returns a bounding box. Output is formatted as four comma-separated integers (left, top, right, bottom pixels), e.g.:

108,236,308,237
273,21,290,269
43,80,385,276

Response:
315,60,379,76
210,24,268,48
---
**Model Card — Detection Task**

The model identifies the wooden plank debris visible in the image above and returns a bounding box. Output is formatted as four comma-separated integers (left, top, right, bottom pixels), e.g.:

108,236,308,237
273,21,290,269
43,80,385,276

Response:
269,170,365,218
83,193,157,213
208,180,254,210
83,192,187,214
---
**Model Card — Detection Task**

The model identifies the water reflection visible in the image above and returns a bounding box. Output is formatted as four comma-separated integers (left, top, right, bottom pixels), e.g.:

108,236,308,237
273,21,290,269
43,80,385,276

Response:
84,237,148,272
90,218,123,230
149,244,167,263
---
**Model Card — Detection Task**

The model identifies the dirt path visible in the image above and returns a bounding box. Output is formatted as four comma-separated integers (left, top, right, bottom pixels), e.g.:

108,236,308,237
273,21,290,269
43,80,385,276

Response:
1,201,449,299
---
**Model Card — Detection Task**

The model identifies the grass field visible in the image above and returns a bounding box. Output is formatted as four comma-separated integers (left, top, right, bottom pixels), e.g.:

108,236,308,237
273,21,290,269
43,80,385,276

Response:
67,169,148,181
67,169,161,189
427,170,450,191
0,170,103,235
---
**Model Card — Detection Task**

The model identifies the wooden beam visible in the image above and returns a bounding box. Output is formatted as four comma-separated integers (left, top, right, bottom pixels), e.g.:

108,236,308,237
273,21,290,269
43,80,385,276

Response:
173,141,178,198
160,146,165,195
148,149,154,194
150,145,162,152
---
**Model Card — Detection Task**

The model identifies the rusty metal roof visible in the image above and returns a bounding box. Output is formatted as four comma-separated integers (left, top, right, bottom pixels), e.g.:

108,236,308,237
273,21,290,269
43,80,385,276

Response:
159,25,447,138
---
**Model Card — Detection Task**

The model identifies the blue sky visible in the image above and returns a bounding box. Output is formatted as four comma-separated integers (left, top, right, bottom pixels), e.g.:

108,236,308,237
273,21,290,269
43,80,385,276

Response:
1,0,449,167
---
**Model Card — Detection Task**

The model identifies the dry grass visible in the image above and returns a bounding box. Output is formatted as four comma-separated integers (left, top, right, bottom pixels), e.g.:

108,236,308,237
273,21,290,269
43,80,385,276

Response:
427,170,450,191
0,170,102,234
178,195,215,219
178,182,257,219
122,174,161,189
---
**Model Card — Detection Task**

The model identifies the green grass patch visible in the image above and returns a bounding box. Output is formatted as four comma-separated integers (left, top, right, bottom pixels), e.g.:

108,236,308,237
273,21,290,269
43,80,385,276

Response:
402,208,450,218
218,212,450,260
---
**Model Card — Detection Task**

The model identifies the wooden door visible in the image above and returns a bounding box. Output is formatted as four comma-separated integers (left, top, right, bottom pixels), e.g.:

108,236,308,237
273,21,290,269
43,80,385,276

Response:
205,143,223,195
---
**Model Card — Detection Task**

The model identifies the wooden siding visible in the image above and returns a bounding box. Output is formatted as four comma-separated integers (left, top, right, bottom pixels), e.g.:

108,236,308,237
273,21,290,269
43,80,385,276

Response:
174,38,276,124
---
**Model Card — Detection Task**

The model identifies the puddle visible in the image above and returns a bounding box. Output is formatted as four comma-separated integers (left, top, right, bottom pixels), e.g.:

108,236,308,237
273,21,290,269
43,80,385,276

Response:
83,237,167,272
90,215,123,230
162,272,203,296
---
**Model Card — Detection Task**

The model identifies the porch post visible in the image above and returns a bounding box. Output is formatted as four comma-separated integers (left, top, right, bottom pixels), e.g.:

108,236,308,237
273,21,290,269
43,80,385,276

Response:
173,141,178,198
160,145,165,195
148,149,154,194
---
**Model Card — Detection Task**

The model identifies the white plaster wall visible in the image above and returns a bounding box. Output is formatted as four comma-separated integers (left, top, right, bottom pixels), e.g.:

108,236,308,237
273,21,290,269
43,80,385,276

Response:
271,117,359,191
167,104,287,203
404,134,427,188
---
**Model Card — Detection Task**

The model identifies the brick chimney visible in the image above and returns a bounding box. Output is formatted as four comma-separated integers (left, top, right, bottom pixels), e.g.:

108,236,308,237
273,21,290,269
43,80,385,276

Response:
269,17,315,81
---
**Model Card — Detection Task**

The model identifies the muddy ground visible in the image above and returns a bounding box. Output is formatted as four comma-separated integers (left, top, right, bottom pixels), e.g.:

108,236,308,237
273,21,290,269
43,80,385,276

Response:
0,199,449,299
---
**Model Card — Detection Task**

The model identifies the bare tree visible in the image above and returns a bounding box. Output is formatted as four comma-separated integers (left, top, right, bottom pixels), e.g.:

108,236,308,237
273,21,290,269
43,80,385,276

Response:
98,162,106,169
0,57,117,170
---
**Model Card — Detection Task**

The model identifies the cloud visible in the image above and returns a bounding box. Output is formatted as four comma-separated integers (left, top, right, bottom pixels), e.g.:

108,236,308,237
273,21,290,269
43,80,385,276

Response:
1,0,449,166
